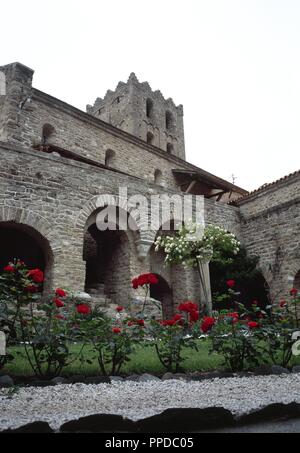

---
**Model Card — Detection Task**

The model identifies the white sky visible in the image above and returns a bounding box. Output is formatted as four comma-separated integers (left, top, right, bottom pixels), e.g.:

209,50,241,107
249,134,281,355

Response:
1,0,300,191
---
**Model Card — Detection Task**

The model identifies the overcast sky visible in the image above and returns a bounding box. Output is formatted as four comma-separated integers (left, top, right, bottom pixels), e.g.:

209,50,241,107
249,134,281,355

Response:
1,0,300,190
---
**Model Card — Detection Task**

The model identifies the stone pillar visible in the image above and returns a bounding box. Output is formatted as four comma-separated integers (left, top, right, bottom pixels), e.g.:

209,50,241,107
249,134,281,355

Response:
51,247,86,293
0,62,34,145
198,260,213,315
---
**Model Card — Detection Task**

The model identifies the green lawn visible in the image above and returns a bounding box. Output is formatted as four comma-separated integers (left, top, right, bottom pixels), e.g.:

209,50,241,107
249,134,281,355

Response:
3,339,224,377
3,338,300,377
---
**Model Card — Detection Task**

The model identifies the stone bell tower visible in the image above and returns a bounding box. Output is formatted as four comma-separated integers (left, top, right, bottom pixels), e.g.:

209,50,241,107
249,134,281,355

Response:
87,72,186,160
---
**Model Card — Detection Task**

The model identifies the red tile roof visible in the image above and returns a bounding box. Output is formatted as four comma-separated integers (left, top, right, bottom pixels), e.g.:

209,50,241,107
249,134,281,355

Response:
229,169,300,205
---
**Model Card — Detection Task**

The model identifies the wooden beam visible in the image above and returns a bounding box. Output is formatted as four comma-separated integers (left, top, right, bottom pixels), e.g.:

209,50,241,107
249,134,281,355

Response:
207,190,226,199
185,180,198,193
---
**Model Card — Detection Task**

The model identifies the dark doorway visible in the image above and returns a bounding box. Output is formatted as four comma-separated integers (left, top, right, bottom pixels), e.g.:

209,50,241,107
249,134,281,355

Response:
0,222,52,293
150,274,173,318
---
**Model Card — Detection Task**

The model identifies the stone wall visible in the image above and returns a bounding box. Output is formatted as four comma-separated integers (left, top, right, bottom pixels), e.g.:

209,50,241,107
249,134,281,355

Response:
87,73,186,160
0,62,299,311
237,172,300,299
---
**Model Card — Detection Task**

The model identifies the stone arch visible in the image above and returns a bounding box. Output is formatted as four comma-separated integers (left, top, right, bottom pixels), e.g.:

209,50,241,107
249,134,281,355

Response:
82,206,139,307
0,220,54,294
0,205,61,293
75,195,142,242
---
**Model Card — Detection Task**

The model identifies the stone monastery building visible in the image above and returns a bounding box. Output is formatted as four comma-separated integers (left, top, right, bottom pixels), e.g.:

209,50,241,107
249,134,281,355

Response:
0,62,299,314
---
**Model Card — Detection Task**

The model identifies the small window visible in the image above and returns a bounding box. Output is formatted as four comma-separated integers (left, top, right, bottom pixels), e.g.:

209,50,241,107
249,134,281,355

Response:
147,131,154,145
166,110,174,130
105,149,116,167
146,98,153,118
167,143,174,154
154,169,162,185
42,124,56,144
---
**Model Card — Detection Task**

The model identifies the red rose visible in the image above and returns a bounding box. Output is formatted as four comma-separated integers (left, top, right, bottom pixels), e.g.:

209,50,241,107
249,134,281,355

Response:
54,298,64,308
25,284,38,293
116,306,124,312
201,316,216,333
76,303,91,315
226,279,235,288
131,273,158,288
147,273,159,285
173,314,183,322
251,300,258,306
189,310,199,322
28,268,44,283
290,288,298,297
178,301,198,313
55,288,67,297
4,264,15,272
132,278,139,289
280,299,287,308
112,327,121,334
247,321,259,329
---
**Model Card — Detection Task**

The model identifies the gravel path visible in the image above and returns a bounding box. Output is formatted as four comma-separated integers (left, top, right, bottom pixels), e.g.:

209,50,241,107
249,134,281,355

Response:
0,374,300,431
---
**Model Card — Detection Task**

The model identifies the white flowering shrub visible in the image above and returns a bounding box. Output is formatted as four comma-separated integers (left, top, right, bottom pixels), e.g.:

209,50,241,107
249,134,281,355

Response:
155,223,240,267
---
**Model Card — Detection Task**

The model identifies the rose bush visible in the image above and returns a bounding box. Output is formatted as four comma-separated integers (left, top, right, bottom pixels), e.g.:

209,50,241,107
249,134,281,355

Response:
1,255,299,377
0,260,44,370
0,261,92,377
78,306,145,375
252,289,300,368
147,302,200,372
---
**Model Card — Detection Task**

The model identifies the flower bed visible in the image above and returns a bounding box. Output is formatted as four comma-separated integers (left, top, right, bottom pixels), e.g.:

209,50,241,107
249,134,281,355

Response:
0,224,299,380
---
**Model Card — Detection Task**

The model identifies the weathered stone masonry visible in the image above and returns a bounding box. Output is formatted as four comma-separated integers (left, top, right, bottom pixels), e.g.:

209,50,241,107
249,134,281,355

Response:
0,62,299,313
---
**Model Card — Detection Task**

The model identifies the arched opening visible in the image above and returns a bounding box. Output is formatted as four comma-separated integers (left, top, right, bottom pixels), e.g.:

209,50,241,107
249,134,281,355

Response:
83,207,136,307
294,270,300,290
150,274,173,319
166,143,173,154
105,149,116,167
42,123,56,145
147,131,154,145
146,98,153,118
0,222,53,294
209,246,270,310
154,169,163,185
165,111,174,130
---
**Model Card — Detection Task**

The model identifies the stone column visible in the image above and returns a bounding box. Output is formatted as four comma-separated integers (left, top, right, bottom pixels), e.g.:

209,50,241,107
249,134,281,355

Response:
198,260,213,315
